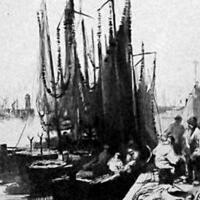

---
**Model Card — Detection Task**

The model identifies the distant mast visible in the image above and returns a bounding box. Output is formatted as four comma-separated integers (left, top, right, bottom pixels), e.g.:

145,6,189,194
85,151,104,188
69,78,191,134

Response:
194,60,199,85
162,90,167,107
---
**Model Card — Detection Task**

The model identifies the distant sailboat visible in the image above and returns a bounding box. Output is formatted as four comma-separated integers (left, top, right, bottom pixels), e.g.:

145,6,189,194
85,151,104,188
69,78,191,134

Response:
182,61,200,123
182,82,200,123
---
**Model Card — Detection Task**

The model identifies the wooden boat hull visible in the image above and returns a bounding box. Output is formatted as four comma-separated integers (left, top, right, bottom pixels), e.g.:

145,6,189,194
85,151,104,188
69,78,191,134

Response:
51,169,140,200
4,151,58,195
28,160,72,196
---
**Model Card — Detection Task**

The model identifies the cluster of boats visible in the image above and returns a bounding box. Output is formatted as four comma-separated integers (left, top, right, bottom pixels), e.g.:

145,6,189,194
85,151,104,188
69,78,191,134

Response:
0,0,158,198
3,0,200,199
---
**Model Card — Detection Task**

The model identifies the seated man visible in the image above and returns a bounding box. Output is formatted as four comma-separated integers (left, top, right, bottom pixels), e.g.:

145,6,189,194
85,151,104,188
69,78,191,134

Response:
77,144,111,178
123,148,140,173
153,136,180,184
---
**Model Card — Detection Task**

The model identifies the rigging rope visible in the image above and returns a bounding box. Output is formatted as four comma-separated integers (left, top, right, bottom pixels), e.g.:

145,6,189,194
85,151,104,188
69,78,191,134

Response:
15,120,28,148
56,26,63,85
39,9,69,99
75,0,82,30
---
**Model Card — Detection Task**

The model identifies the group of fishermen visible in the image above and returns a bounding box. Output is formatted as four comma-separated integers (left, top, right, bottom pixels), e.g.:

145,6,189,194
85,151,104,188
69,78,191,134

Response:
153,115,200,184
76,141,140,179
76,114,200,185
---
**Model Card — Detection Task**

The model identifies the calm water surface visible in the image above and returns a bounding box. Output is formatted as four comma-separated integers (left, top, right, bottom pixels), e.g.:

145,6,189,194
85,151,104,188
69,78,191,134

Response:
0,185,28,200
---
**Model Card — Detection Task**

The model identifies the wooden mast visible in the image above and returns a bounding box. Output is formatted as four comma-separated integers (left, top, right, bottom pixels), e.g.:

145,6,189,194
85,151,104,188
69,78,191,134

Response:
194,60,199,84
91,29,96,86
97,10,106,143
128,0,139,134
104,34,108,51
82,20,89,88
110,0,116,37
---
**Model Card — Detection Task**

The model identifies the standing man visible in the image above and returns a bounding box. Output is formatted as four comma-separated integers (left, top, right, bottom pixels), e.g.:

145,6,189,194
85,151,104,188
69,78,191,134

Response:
183,116,198,182
184,117,200,182
164,115,185,155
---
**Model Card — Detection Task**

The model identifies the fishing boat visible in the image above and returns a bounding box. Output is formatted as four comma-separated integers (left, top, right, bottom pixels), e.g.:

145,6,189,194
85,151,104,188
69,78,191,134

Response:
48,0,159,199
35,0,95,152
26,0,96,197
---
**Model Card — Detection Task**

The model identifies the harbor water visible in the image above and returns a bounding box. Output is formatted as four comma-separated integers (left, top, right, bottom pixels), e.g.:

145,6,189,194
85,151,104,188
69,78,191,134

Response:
0,116,53,199
0,112,177,199
0,185,28,200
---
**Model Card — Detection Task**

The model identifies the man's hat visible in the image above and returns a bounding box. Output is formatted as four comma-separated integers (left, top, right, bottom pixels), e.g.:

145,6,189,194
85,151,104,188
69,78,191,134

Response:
103,144,109,149
174,115,182,120
187,116,197,127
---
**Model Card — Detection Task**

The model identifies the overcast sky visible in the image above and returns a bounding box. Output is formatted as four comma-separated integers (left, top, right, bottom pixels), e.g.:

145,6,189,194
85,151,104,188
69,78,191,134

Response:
0,0,199,107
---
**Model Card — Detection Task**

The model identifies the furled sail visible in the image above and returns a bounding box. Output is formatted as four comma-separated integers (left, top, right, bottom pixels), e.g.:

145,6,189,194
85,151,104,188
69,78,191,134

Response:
36,0,92,142
182,82,200,124
95,0,139,150
95,0,157,151
36,0,56,132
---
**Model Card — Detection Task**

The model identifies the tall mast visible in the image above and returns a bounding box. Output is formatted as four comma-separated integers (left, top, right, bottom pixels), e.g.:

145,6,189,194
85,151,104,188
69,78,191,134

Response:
110,0,116,37
151,55,156,92
91,29,96,85
97,10,103,98
130,47,139,133
64,0,74,80
97,10,105,143
194,60,199,84
81,20,89,88
104,34,108,51
73,44,79,141
140,42,145,82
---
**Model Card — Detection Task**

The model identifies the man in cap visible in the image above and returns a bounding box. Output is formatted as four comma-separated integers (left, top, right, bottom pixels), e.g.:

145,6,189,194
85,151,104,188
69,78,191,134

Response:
164,115,185,155
123,146,140,173
183,116,198,182
184,117,200,182
183,116,198,156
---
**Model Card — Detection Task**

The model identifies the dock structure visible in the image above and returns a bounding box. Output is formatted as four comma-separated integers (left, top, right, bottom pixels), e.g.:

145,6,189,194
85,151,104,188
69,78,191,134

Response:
123,171,200,200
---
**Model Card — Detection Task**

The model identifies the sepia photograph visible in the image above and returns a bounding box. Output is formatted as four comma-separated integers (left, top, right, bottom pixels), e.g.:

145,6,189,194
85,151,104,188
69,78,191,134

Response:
0,0,200,199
